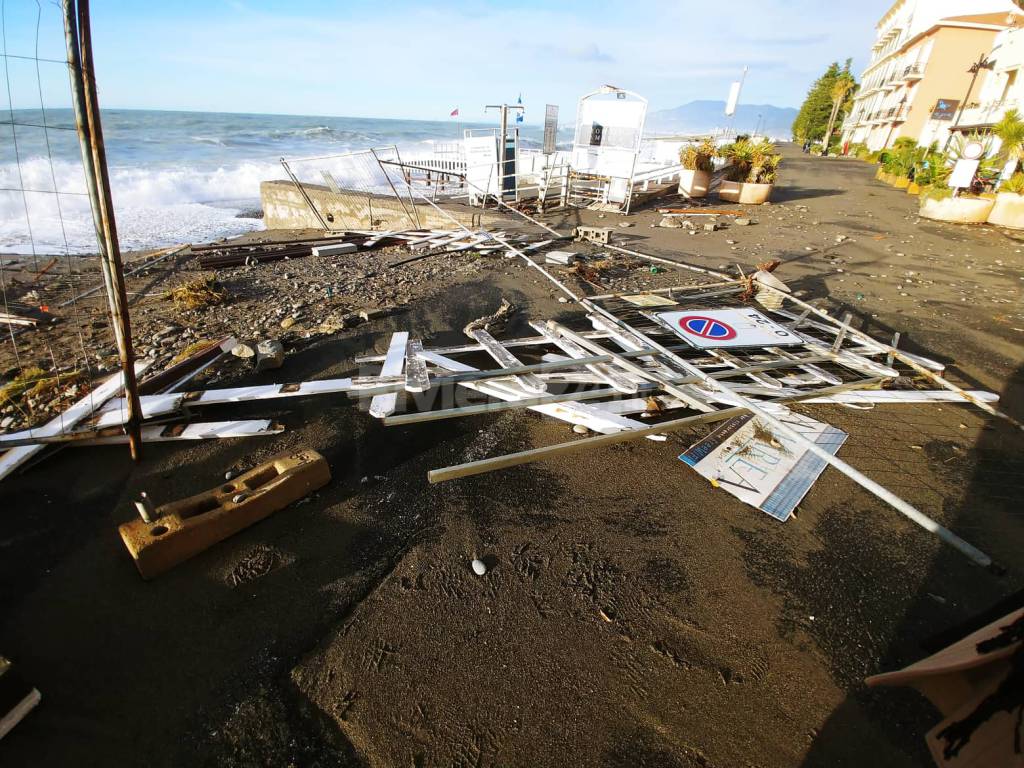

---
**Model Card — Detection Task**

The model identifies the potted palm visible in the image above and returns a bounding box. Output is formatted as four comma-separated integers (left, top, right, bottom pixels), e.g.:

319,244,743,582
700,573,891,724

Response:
988,172,1024,229
987,109,1024,228
919,134,997,223
717,139,780,204
678,139,716,197
888,138,916,188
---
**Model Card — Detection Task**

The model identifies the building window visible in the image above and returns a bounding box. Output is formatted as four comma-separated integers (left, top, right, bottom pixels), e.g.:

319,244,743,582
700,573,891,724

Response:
1001,69,1018,103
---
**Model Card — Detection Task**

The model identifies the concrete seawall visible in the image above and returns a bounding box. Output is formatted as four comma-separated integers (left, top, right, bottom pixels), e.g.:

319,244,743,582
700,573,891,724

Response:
260,180,509,231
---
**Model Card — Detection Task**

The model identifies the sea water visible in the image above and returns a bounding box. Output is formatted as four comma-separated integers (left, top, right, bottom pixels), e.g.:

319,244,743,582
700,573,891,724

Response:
0,109,557,255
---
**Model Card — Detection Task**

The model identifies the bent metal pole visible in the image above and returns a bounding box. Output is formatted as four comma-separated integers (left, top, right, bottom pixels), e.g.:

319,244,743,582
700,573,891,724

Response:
63,0,144,459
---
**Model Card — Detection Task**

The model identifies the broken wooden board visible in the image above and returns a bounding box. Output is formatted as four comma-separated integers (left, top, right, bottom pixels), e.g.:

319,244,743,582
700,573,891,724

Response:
528,322,637,394
119,448,330,579
0,361,151,482
404,339,430,393
679,404,847,521
468,329,547,394
0,656,40,741
417,349,664,439
369,332,409,418
620,293,679,307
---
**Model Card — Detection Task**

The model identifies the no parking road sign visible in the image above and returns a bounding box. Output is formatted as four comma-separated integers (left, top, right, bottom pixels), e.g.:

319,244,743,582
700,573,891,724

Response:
657,308,803,349
678,315,737,341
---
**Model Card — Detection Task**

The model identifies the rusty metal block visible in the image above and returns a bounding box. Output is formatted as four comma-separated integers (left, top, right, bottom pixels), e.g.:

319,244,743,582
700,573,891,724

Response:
119,448,330,579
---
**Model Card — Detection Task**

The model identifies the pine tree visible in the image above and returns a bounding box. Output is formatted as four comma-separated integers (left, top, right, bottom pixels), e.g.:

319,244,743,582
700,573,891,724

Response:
792,61,856,143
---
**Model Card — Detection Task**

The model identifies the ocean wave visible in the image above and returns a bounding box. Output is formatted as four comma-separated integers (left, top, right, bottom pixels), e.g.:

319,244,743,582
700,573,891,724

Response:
0,156,269,253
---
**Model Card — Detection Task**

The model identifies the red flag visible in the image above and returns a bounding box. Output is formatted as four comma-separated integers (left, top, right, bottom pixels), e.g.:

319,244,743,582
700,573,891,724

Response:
450,108,459,117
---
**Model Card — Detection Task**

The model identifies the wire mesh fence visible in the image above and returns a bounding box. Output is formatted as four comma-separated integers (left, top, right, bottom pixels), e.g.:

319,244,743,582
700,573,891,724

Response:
0,0,129,445
280,146,425,231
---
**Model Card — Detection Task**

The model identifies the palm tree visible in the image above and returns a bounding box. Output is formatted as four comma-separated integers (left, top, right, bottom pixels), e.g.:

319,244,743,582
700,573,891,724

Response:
821,74,856,155
993,108,1024,169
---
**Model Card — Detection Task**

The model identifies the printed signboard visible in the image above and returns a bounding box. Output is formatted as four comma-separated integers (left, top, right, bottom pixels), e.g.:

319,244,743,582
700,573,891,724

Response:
543,104,559,155
463,134,500,201
679,404,848,521
948,158,979,189
656,308,803,349
931,99,959,121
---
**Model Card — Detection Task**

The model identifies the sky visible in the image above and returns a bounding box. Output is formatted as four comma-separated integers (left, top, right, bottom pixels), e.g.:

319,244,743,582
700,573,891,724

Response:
4,0,896,122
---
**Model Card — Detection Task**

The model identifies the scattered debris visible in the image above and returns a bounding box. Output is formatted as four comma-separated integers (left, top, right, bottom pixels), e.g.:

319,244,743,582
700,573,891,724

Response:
166,274,225,311
255,339,285,371
463,299,515,337
545,251,577,265
658,208,744,216
231,342,255,360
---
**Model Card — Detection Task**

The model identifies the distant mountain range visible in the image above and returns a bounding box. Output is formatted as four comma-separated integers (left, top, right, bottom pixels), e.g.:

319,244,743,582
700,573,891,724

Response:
645,100,797,138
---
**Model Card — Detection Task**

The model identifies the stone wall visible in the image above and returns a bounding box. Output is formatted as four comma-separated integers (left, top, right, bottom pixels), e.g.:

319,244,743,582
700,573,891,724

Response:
260,180,509,231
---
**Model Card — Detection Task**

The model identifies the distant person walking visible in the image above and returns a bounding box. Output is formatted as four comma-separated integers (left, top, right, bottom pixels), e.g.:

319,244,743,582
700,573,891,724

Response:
802,140,811,154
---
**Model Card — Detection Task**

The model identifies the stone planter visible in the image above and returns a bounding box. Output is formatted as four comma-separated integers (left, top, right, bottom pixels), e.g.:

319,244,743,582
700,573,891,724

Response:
987,192,1024,229
677,169,711,198
906,182,921,195
718,180,774,204
875,167,885,180
894,177,910,189
919,196,995,224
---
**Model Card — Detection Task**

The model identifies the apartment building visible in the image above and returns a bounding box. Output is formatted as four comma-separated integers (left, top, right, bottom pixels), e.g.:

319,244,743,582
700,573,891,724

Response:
931,19,1024,154
841,0,1020,152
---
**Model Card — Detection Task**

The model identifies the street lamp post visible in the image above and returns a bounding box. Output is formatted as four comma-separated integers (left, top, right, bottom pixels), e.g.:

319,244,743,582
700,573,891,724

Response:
944,54,995,151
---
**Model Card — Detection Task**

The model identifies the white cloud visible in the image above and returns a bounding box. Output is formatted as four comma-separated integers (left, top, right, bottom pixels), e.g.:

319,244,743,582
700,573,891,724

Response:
83,0,894,118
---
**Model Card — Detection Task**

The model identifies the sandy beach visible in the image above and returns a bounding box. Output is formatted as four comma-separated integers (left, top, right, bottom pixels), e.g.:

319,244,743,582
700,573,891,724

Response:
0,145,1022,767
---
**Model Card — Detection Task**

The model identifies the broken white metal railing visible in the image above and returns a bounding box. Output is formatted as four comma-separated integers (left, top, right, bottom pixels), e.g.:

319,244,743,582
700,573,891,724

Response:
336,174,1008,568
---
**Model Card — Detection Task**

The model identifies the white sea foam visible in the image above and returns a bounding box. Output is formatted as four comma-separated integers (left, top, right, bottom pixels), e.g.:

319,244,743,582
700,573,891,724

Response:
0,156,269,254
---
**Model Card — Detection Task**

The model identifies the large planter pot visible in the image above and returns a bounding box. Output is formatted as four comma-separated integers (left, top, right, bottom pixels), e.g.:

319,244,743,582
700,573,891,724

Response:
718,180,774,204
987,192,1024,229
677,169,711,198
919,196,995,224
906,182,921,195
894,177,910,189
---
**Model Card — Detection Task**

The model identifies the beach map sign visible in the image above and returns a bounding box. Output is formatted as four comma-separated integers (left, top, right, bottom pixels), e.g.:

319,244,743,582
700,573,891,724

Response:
931,99,959,121
657,308,802,349
679,405,848,522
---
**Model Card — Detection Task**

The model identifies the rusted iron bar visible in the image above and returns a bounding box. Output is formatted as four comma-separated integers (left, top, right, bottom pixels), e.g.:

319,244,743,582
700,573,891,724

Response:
64,0,144,459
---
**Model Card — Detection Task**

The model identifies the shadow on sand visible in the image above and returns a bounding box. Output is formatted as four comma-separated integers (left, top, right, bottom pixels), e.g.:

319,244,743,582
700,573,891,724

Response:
800,363,1024,767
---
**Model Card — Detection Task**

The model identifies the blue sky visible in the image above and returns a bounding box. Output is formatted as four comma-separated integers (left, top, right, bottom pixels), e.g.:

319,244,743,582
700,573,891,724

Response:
5,0,894,121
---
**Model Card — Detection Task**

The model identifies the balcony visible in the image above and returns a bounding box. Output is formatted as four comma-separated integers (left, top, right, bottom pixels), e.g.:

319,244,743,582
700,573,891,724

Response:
902,63,925,81
884,105,909,122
